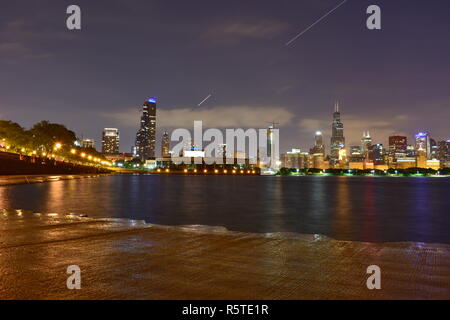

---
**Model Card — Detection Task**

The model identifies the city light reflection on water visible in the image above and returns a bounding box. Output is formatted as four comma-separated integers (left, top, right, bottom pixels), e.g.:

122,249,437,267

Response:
0,175,449,244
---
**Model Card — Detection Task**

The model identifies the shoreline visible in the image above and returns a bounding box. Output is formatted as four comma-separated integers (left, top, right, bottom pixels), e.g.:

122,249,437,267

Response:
0,172,447,187
0,174,112,186
0,211,448,299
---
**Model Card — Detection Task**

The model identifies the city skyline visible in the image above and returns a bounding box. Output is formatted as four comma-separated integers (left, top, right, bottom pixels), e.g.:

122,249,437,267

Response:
0,1,449,303
1,1,449,154
97,98,448,161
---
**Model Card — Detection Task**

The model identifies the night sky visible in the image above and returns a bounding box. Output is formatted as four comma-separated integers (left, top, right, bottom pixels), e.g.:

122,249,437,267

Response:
1,0,449,155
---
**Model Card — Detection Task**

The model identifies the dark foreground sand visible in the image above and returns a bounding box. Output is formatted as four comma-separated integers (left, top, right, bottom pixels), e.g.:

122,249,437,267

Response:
0,210,448,299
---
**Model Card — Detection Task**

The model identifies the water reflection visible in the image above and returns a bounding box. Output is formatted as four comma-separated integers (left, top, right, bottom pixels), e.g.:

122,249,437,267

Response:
331,177,351,238
1,175,449,243
0,187,10,209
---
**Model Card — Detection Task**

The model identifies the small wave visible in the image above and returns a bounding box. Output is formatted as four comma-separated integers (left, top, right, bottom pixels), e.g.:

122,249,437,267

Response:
2,208,449,247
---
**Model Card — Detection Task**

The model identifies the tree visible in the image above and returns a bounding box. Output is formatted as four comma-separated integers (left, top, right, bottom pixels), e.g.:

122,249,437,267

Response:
0,120,28,149
27,121,77,152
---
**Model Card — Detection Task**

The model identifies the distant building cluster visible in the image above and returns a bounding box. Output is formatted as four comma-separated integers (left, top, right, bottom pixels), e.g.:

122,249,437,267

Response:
100,98,160,164
97,98,449,171
282,103,450,171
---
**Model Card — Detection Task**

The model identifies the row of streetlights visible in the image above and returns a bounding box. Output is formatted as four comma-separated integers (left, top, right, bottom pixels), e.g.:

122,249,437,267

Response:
0,138,111,167
155,168,256,174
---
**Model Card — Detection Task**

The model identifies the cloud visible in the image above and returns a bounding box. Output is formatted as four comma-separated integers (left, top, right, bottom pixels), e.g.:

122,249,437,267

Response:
103,105,294,129
0,18,72,61
299,114,411,147
204,20,288,44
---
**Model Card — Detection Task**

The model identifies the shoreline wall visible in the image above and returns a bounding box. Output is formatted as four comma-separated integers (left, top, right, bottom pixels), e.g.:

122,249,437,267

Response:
0,151,112,175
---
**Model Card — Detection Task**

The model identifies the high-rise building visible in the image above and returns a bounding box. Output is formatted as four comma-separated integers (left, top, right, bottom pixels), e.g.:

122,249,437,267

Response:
416,149,427,168
361,132,372,159
82,138,95,149
406,144,416,157
349,146,364,162
135,98,157,161
161,131,170,158
437,140,450,161
437,140,450,168
266,125,279,169
330,101,345,166
267,125,274,157
310,131,325,155
430,138,438,159
415,132,430,159
372,143,384,164
102,128,119,154
281,148,302,169
388,135,407,162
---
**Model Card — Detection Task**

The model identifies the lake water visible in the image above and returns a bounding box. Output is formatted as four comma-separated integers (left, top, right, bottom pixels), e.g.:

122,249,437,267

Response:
1,175,449,244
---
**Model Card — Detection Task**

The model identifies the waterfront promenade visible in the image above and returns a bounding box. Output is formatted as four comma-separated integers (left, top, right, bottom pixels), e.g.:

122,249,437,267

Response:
0,210,448,299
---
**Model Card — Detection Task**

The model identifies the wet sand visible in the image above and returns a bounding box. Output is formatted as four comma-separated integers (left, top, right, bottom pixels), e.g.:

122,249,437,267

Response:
0,210,448,300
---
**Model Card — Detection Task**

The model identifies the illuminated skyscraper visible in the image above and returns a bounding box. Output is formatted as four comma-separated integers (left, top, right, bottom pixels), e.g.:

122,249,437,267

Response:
437,140,450,161
311,131,325,155
267,125,274,157
415,132,430,159
330,101,345,166
265,124,279,170
361,132,372,159
388,135,407,161
281,148,302,169
135,98,157,161
349,146,364,162
430,138,438,159
161,131,170,158
372,143,384,164
102,128,119,154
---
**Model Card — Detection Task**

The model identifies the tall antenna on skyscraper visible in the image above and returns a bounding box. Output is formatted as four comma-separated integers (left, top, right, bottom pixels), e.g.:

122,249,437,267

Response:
334,100,340,113
266,121,280,128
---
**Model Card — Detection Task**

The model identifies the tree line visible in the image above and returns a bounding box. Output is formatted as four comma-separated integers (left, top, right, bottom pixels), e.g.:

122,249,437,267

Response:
0,120,104,159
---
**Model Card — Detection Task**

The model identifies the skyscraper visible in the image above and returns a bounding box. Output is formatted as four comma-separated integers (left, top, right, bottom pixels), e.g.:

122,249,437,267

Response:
102,128,119,154
372,143,384,164
135,98,157,161
415,132,430,159
161,131,170,158
330,101,345,166
311,131,325,155
349,146,364,162
388,135,407,161
267,125,274,158
430,138,438,159
265,124,279,170
437,140,450,161
361,132,372,159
